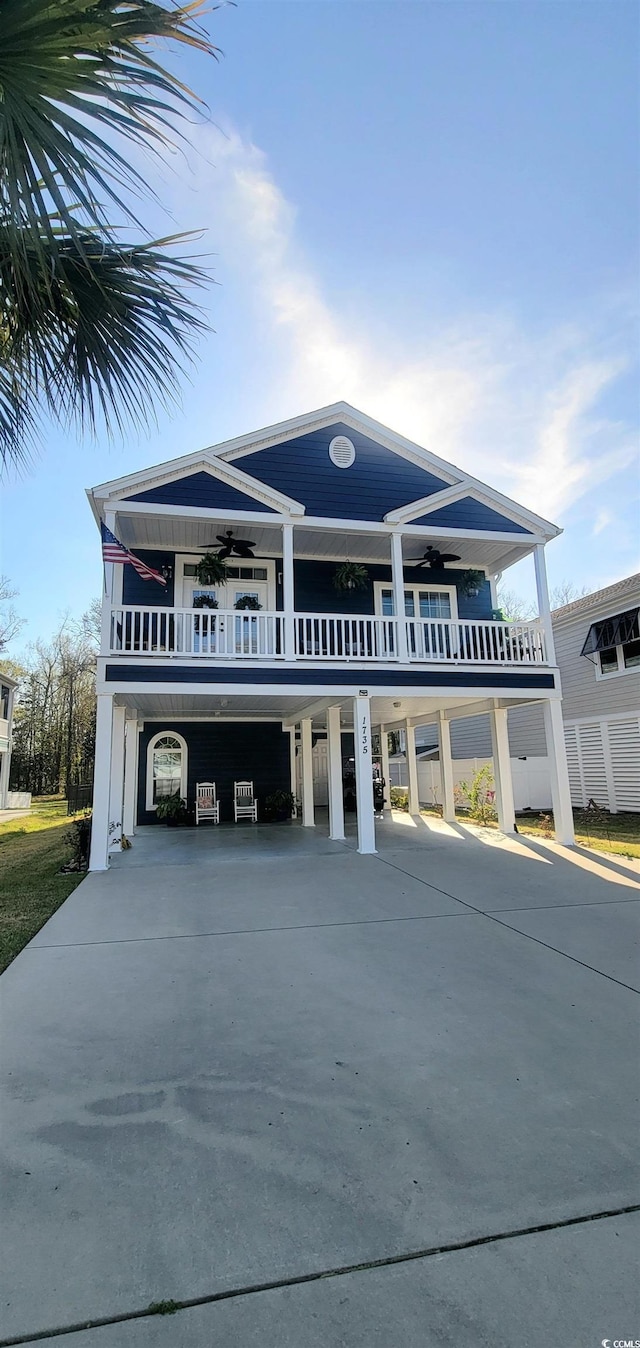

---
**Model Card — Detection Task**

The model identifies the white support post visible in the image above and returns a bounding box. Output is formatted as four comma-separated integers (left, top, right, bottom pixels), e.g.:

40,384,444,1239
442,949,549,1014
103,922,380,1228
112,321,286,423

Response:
101,509,117,654
379,724,391,813
490,704,516,834
282,523,296,661
354,695,376,854
405,719,420,815
533,543,556,664
543,699,575,845
390,531,409,662
89,693,114,871
288,726,298,817
108,704,127,852
122,713,140,838
327,704,345,840
0,739,11,810
301,717,315,827
438,711,456,822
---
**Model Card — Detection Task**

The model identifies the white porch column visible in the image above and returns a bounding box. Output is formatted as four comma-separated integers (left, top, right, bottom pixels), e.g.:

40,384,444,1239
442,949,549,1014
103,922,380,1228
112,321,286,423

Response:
327,704,345,840
405,719,420,815
122,713,140,838
390,532,409,662
438,711,456,822
543,699,575,845
300,717,315,827
353,694,376,854
89,693,114,871
490,704,516,834
379,724,391,813
101,509,117,653
533,543,556,663
108,704,127,852
288,727,298,817
0,739,11,810
282,523,296,661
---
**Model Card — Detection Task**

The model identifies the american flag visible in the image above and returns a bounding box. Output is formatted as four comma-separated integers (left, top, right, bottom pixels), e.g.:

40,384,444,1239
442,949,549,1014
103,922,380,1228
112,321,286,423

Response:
101,522,167,585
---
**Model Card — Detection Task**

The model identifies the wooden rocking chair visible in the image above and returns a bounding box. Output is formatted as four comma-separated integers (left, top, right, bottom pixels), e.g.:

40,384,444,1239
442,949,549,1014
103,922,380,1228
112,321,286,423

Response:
233,780,258,823
195,782,220,825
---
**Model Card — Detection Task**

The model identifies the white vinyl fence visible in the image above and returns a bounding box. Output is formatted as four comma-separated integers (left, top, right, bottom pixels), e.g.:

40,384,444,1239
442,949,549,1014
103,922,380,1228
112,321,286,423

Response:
389,756,553,813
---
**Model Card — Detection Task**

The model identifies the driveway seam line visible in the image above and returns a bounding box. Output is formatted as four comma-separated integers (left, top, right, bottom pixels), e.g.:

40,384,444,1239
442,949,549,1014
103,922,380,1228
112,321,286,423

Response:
375,855,640,995
2,1202,638,1346
24,896,640,953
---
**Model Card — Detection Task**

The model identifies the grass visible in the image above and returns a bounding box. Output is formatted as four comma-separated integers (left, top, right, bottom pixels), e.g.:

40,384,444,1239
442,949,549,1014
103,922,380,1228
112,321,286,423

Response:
0,797,86,974
418,804,640,859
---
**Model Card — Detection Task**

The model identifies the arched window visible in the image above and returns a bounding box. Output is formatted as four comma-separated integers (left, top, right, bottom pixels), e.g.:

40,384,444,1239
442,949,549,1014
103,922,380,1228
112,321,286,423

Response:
146,731,188,811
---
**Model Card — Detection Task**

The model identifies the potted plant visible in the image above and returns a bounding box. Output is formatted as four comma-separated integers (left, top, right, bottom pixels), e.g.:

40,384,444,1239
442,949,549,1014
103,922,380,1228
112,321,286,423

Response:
192,594,219,609
333,561,369,593
155,792,188,826
459,569,484,598
235,595,262,610
196,552,227,586
263,789,296,822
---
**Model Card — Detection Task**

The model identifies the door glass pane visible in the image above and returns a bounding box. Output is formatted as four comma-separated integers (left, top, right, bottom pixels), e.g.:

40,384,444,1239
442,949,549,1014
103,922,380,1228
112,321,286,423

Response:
153,740,182,801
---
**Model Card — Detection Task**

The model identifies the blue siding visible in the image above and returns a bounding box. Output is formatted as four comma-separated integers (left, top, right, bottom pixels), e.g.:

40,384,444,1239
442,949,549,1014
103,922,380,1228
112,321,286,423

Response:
122,550,174,606
125,471,277,513
411,497,531,534
237,423,448,520
108,664,556,691
137,720,290,824
294,560,494,620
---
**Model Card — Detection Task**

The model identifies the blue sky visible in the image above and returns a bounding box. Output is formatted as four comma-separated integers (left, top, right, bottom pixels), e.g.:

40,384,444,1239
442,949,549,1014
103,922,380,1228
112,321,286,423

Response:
2,0,638,650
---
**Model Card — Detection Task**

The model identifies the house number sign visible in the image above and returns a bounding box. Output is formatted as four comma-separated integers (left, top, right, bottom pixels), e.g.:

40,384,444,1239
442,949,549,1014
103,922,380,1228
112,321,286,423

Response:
361,714,369,756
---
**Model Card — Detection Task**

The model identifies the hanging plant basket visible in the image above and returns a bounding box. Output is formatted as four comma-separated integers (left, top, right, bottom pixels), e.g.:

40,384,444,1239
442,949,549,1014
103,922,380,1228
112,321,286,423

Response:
196,552,227,586
333,561,369,593
459,569,484,598
234,595,262,610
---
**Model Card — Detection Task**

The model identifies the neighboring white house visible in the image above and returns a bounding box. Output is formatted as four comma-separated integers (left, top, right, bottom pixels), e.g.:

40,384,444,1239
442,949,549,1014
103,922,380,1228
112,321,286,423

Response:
390,574,640,815
0,673,17,810
87,401,577,868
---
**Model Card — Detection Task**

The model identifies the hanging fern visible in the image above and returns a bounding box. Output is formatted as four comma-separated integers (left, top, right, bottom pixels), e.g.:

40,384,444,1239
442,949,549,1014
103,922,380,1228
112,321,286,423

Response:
333,561,369,592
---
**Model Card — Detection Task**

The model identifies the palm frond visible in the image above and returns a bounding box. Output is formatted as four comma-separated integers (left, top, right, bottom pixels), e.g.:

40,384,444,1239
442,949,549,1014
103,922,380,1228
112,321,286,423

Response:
0,223,209,466
0,0,219,244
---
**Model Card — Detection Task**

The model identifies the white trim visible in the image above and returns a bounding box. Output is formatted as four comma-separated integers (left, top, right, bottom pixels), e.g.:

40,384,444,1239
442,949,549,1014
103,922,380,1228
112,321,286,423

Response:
564,708,640,729
385,482,546,536
373,580,459,621
145,729,188,812
91,455,305,517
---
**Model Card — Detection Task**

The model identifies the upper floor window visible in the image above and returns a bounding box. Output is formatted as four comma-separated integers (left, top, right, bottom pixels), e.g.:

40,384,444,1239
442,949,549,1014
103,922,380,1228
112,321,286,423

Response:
581,607,640,680
375,584,456,620
0,685,9,720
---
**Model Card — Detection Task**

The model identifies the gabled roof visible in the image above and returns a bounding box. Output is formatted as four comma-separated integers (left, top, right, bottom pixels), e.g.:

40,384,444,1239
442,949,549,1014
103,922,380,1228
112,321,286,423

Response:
87,402,560,539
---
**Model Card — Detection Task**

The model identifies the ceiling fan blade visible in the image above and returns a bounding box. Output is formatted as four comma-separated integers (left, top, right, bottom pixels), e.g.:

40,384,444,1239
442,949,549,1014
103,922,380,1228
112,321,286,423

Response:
216,534,231,546
438,553,462,564
217,546,233,559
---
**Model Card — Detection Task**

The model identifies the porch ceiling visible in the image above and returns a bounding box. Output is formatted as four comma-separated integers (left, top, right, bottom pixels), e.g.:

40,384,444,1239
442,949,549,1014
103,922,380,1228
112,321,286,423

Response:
114,691,542,729
112,510,533,573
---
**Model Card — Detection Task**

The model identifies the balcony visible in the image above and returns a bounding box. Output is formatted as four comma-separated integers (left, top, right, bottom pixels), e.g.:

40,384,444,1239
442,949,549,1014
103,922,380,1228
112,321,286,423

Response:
108,607,548,666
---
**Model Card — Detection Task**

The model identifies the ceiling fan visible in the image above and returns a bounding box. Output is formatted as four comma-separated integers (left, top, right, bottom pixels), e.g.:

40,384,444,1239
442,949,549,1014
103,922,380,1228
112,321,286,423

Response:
408,544,462,568
209,530,257,559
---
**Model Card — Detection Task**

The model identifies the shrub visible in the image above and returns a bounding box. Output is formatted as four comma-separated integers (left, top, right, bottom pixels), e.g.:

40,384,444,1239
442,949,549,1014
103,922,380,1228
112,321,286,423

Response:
390,786,409,811
455,765,497,826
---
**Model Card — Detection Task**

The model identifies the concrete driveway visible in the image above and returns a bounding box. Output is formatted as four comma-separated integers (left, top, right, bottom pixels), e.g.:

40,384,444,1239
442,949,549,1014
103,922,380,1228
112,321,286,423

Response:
1,816,639,1346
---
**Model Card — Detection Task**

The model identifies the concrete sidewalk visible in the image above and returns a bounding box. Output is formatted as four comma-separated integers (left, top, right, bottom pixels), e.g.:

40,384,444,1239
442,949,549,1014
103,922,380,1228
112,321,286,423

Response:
1,818,638,1345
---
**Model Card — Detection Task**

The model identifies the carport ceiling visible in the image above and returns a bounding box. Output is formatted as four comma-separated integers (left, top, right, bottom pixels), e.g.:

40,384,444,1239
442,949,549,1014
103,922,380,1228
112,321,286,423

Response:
114,692,534,728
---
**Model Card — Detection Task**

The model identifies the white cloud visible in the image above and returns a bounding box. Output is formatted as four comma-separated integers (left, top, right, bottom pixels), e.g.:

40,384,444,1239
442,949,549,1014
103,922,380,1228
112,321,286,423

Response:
162,125,638,522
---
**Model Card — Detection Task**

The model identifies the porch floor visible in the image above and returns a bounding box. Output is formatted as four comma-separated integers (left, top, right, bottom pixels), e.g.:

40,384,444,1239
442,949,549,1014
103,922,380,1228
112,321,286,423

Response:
1,814,638,1344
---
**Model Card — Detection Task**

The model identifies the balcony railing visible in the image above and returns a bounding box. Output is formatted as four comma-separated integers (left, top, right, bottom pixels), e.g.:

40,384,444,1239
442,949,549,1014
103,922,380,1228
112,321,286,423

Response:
109,607,548,667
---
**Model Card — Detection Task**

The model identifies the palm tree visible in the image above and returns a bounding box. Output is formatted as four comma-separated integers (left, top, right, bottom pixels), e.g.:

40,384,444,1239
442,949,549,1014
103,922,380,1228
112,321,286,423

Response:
0,0,218,469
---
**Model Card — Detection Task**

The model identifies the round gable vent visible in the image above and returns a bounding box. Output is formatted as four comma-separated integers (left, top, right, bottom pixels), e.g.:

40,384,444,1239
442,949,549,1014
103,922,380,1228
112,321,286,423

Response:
328,435,356,468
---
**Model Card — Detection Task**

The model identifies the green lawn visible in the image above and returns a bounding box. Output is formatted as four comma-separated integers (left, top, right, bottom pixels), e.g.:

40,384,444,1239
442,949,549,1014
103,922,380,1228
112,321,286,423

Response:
0,797,86,974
